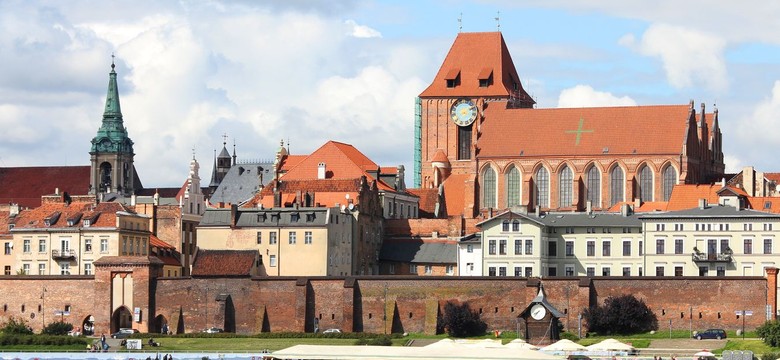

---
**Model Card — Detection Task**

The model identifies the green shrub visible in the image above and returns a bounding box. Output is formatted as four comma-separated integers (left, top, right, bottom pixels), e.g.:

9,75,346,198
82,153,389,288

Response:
42,321,73,336
559,331,579,341
441,301,488,338
582,294,658,335
0,334,87,346
1,317,33,335
354,335,392,346
757,320,780,347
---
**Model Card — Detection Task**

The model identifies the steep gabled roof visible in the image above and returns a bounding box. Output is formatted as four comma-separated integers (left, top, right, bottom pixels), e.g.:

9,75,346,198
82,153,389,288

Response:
478,104,694,158
0,166,90,208
281,141,379,181
11,201,130,229
419,32,533,104
191,249,256,277
667,184,722,211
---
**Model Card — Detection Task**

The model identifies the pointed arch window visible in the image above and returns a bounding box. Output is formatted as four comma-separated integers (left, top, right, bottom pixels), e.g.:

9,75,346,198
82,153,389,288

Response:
639,165,653,202
662,165,677,201
506,166,521,207
586,166,601,207
559,165,573,207
482,167,496,209
535,167,549,208
610,166,624,207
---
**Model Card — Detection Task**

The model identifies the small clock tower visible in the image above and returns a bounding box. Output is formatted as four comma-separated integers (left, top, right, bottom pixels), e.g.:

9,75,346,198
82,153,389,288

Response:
519,283,562,346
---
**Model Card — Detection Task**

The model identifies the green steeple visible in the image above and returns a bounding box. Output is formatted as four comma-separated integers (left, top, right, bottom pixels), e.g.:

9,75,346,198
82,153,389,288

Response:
90,60,134,155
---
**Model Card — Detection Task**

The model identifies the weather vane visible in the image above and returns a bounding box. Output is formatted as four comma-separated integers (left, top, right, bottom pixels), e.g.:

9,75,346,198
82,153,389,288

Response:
222,132,228,145
495,11,501,31
458,13,462,32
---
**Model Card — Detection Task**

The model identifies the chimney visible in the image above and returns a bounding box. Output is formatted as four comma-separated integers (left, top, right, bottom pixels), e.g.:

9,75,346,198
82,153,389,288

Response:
9,204,19,217
130,194,137,206
620,203,632,217
535,205,540,217
318,162,326,179
633,198,641,209
698,198,707,210
586,201,592,215
230,204,238,227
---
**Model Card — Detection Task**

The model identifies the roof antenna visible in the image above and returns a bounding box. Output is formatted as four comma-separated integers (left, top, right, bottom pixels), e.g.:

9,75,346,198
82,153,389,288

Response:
222,132,228,146
287,137,290,154
458,13,462,32
495,11,500,31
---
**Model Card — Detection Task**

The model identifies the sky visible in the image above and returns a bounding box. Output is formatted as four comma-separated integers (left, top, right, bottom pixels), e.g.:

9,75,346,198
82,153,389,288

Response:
2,0,780,187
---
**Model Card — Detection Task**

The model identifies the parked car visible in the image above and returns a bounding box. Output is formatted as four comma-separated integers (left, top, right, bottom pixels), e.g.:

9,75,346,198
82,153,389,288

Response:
694,328,727,340
322,328,342,334
202,327,224,333
111,328,139,339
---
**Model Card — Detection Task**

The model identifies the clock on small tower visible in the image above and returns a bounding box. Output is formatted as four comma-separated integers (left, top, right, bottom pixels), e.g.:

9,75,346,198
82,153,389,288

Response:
519,284,561,346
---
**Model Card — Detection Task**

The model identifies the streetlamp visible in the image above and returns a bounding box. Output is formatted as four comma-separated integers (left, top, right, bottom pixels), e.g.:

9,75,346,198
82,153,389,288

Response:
40,287,47,330
383,283,388,334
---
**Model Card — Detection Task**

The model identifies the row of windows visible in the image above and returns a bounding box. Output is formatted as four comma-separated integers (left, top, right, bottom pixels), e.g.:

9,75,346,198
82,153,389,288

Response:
481,164,678,209
121,237,148,256
10,262,90,275
654,223,773,232
256,231,314,245
487,266,533,277
18,237,111,254
487,239,534,256
406,264,455,275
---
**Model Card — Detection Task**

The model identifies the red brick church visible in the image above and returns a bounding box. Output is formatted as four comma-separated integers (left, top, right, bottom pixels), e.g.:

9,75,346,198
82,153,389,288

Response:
415,31,724,218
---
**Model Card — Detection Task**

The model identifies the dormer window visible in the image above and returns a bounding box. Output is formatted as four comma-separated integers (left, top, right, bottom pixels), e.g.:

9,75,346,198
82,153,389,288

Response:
257,213,267,222
445,68,461,88
478,68,493,88
83,219,91,227
44,212,61,227
306,213,316,222
291,213,300,222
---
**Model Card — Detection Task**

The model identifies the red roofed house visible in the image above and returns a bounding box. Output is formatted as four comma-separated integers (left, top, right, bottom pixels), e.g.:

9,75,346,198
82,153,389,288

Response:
414,32,725,222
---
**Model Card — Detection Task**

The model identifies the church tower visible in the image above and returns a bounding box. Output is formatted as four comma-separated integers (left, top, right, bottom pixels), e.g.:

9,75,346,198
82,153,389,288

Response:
89,59,137,197
208,138,233,193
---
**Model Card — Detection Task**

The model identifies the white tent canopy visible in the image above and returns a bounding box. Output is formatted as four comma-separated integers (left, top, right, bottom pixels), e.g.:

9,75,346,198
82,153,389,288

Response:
271,344,563,360
585,338,635,352
540,339,588,352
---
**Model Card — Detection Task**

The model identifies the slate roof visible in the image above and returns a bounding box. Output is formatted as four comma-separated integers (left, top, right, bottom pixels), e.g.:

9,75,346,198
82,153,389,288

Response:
379,239,457,264
0,166,90,208
234,207,330,228
199,208,233,226
639,205,780,219
478,104,704,158
191,249,256,277
477,210,642,228
210,161,275,205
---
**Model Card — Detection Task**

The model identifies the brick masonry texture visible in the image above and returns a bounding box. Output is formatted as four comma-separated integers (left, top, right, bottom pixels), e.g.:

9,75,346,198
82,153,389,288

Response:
0,275,770,334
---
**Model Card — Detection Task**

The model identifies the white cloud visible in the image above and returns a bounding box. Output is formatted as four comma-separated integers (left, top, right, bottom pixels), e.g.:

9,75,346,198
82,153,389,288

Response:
622,24,727,91
557,85,636,108
733,81,780,159
345,19,382,38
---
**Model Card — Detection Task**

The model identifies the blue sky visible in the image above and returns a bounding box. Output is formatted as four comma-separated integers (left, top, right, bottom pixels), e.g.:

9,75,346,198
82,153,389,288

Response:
2,0,780,187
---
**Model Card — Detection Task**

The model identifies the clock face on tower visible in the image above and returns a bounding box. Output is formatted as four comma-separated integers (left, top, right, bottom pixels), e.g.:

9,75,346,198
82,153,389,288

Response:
530,304,547,320
450,98,478,127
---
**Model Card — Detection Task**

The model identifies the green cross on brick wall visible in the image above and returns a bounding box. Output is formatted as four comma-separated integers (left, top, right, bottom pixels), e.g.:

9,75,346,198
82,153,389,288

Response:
565,117,593,146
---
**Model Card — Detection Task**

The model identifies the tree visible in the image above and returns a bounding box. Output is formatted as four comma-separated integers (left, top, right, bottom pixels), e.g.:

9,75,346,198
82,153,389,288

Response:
582,294,658,335
442,301,487,337
42,320,74,336
1,317,33,335
757,320,780,347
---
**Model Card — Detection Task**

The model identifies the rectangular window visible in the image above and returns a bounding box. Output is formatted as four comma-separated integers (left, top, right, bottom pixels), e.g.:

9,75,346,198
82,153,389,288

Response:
548,266,557,277
639,240,643,256
498,267,506,276
410,264,418,274
524,267,532,277
3,242,10,255
602,267,610,276
499,239,507,255
675,266,683,276
84,263,92,275
622,241,631,256
514,240,522,255
656,223,665,231
764,239,772,254
717,266,726,276
602,241,611,256
256,232,262,244
389,264,395,274
744,223,753,231
525,240,533,255
22,263,30,275
3,266,9,275
656,239,665,254
586,267,595,277
765,223,773,231
514,266,522,277
305,231,313,245
39,239,46,253
60,263,70,275
269,255,277,267
655,266,664,276
547,241,557,257
467,244,473,253
512,221,520,232
446,265,454,275
23,239,31,253
38,263,45,275
270,232,277,244
502,222,510,232
488,240,496,255
699,266,709,276
674,239,683,254
565,241,574,256
721,239,730,254
458,125,472,160
587,241,595,256
744,239,753,254
288,232,297,244
622,267,631,276
488,267,496,276
85,239,92,253
100,239,108,253
565,265,574,276
425,265,432,275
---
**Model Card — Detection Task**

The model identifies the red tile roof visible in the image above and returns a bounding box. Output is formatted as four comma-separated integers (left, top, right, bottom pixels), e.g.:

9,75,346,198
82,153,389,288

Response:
764,173,780,183
249,179,364,208
442,174,470,216
281,141,379,181
607,201,668,213
380,167,398,175
12,201,129,229
191,249,256,277
478,104,696,158
408,188,439,218
666,184,722,211
0,166,90,208
747,197,780,213
419,32,533,103
150,235,175,249
279,155,307,172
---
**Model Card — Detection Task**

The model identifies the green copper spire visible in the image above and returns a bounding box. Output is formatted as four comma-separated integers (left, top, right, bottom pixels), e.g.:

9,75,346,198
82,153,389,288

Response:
90,57,134,155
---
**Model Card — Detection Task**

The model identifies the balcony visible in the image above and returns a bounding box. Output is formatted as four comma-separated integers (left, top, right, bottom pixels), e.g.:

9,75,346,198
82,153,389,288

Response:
52,249,77,260
692,252,732,263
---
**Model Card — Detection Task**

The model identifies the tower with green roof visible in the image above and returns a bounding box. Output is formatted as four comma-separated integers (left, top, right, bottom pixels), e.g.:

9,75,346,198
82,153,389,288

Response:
89,59,137,197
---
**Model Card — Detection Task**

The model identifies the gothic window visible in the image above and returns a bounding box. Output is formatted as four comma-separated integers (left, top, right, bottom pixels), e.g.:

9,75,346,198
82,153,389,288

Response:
586,166,601,207
482,167,496,209
457,125,472,160
559,165,573,207
610,166,624,207
535,167,549,208
662,165,677,201
506,166,521,207
639,165,653,202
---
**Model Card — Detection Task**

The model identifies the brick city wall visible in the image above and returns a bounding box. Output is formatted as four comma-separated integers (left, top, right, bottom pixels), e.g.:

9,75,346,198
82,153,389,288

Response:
0,276,97,333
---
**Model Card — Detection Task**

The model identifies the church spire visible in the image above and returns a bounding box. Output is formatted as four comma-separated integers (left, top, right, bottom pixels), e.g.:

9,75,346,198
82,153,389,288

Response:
104,54,123,120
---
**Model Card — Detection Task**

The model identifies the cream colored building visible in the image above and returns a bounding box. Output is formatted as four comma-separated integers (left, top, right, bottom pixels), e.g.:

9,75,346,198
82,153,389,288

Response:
10,197,151,275
197,206,355,276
